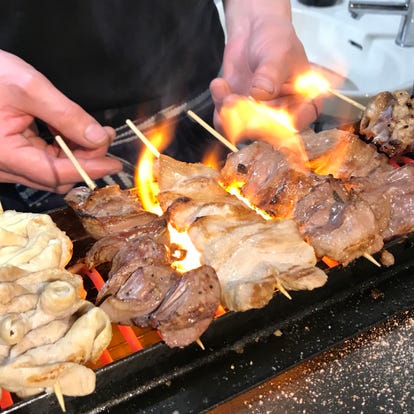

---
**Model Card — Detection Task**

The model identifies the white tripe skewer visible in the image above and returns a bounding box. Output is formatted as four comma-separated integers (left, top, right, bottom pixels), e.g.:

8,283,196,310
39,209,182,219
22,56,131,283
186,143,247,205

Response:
55,135,97,190
188,110,380,268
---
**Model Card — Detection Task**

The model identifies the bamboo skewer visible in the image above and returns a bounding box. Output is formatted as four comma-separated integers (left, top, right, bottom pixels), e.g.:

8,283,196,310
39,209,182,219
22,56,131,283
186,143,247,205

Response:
362,252,381,268
195,338,205,350
187,110,239,153
53,382,66,412
55,135,97,190
125,119,160,158
327,88,366,111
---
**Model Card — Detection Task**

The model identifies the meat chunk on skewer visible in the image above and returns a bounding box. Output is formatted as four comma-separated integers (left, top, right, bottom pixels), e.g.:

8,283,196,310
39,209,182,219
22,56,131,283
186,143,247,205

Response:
350,164,414,240
360,90,414,157
94,233,221,348
65,185,158,239
67,185,221,348
300,128,393,179
221,141,384,265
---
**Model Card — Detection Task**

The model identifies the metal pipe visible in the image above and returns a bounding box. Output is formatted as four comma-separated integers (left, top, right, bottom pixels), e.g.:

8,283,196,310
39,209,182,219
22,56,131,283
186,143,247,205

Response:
348,0,414,46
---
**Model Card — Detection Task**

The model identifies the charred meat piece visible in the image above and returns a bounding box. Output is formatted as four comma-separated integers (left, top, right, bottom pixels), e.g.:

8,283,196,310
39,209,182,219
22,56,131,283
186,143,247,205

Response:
95,233,221,347
360,90,414,157
85,217,168,269
293,177,383,265
150,265,221,348
301,128,393,179
221,142,384,265
220,141,321,218
350,164,414,240
65,185,158,239
95,234,177,327
67,183,221,348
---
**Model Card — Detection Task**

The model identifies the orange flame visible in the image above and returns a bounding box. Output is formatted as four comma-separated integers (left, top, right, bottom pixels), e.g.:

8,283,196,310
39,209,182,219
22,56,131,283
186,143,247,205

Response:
220,97,309,173
294,70,330,100
201,143,222,170
309,139,351,178
134,122,174,215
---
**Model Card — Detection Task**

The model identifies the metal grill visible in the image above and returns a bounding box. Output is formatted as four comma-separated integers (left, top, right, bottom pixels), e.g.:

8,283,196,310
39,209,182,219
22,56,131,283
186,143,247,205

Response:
1,205,414,413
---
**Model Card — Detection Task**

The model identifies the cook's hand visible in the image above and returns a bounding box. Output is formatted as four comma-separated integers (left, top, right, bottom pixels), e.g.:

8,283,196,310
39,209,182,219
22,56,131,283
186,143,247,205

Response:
0,50,122,193
210,0,321,132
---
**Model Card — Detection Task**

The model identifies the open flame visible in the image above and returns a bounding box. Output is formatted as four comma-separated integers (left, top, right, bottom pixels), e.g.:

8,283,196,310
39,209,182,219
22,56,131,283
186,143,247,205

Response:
134,121,175,215
134,121,202,272
294,70,330,100
219,97,310,173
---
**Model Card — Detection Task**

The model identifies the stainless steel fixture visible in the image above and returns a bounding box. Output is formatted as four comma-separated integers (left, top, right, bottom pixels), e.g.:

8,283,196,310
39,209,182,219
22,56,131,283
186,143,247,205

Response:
348,0,414,47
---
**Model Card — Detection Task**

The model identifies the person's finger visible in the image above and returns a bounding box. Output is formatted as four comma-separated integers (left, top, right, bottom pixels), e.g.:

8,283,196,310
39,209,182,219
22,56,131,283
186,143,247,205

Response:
1,135,122,189
6,55,111,149
249,37,310,101
210,78,232,110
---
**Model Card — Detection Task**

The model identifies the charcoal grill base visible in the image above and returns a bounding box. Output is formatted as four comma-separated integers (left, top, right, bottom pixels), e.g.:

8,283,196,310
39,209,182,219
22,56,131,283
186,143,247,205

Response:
6,229,414,413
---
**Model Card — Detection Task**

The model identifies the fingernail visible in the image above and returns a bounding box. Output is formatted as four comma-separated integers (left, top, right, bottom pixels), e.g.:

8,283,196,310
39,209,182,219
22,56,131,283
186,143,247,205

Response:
85,124,109,144
252,78,274,95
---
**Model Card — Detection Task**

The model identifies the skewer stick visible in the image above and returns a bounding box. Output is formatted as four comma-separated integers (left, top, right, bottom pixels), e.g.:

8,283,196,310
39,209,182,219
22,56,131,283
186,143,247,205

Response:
276,280,292,300
55,135,97,190
187,110,239,153
195,338,205,350
126,119,160,158
53,382,66,412
327,88,366,111
362,252,381,268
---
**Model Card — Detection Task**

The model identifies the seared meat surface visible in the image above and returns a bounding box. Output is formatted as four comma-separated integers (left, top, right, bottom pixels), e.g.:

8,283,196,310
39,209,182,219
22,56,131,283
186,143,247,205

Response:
65,185,158,239
85,217,168,269
95,233,220,347
150,265,220,348
350,164,414,240
156,154,327,312
293,178,383,265
301,128,393,179
221,141,384,265
360,90,414,157
66,184,221,348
